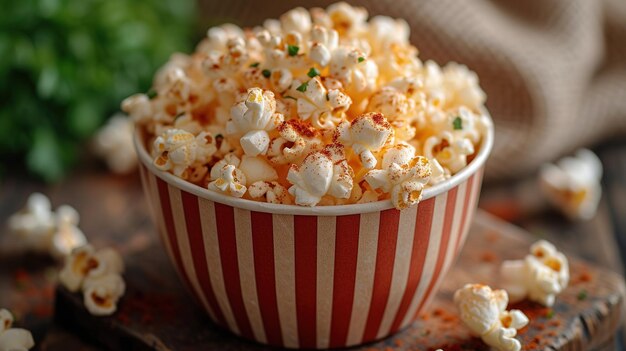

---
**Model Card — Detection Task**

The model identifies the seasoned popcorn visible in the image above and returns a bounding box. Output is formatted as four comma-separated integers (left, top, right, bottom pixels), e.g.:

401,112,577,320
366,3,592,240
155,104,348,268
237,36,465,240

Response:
124,2,490,210
0,312,35,351
454,284,529,351
501,240,569,307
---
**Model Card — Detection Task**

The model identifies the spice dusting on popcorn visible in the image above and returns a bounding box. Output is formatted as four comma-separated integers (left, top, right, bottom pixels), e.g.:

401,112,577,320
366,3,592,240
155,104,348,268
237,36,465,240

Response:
123,2,491,210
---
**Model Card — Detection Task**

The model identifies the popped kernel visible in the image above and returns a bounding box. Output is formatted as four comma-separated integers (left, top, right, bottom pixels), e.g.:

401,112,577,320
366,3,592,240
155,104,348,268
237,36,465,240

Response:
124,2,490,210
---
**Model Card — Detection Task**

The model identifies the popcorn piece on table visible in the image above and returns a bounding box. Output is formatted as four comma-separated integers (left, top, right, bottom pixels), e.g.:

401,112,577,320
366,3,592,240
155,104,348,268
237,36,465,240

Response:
83,274,126,316
93,114,138,174
539,149,603,220
249,181,292,204
7,193,55,253
501,240,569,307
287,143,354,206
50,205,88,259
335,112,394,169
268,119,322,165
0,309,34,351
454,284,529,351
59,245,124,293
296,76,351,129
365,144,431,210
208,153,247,198
227,88,284,157
153,128,216,179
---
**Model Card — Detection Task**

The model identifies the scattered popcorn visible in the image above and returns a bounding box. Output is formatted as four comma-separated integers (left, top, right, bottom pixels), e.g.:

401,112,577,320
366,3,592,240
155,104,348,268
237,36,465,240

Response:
59,245,124,293
83,274,126,316
454,284,529,351
539,149,603,220
93,114,137,174
336,112,394,169
501,240,569,307
125,2,491,210
287,144,353,206
59,245,126,316
50,205,88,259
208,153,247,197
0,309,34,351
8,194,86,259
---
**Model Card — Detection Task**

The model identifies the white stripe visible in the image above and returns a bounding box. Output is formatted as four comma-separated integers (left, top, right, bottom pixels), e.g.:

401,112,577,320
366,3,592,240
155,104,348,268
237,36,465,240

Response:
233,208,267,343
400,193,448,328
147,173,175,268
316,216,336,348
459,173,481,250
376,205,418,338
443,182,468,272
167,185,216,320
346,212,381,345
197,198,240,334
272,214,298,348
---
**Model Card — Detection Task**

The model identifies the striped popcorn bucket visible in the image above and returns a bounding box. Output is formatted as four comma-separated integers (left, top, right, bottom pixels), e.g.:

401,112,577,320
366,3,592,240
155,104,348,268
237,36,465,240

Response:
134,121,493,349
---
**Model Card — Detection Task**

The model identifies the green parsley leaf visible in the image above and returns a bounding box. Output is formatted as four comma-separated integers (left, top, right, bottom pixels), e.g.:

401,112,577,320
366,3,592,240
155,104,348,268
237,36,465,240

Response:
283,95,297,101
358,56,365,63
146,89,157,99
250,62,260,68
307,67,320,78
262,69,271,78
577,290,588,301
545,309,554,319
296,81,308,92
453,116,463,130
287,45,299,56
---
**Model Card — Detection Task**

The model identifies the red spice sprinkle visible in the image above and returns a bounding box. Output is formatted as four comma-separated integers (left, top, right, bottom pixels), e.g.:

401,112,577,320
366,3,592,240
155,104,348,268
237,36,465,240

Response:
278,119,317,138
480,251,497,263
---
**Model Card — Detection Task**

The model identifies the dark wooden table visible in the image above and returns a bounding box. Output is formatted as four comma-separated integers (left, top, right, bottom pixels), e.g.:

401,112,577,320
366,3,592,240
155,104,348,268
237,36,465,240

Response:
1,139,625,350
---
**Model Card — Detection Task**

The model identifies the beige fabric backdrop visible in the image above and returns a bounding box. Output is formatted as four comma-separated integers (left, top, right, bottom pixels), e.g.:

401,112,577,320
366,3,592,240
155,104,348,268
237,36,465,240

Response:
199,0,626,180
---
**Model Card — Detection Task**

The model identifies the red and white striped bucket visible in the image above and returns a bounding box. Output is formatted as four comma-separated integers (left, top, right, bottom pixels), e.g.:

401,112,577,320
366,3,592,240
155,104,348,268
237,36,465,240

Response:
134,122,492,348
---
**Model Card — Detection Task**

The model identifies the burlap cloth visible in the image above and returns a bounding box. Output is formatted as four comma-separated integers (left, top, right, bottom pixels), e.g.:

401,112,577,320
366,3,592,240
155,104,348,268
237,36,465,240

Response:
199,0,626,180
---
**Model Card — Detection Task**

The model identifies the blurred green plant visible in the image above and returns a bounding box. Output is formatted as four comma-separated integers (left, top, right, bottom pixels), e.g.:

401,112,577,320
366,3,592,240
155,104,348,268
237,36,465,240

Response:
0,0,196,181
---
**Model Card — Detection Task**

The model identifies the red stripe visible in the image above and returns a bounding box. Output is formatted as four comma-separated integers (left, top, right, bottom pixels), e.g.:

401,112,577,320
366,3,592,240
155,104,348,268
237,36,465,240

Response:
181,191,227,327
413,186,459,319
250,211,283,346
329,214,361,348
455,174,476,256
389,198,434,332
362,209,400,341
155,178,195,292
214,202,254,339
294,215,318,348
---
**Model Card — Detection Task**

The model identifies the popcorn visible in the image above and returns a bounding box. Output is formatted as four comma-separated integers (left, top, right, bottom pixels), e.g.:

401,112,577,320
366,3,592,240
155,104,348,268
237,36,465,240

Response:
454,284,529,351
249,181,292,204
208,153,247,197
227,88,283,156
0,328,35,351
287,144,354,206
50,205,88,259
268,119,322,165
8,193,55,253
365,149,431,210
82,273,126,316
153,129,216,178
93,114,137,174
0,310,12,334
423,131,474,174
539,149,602,220
127,3,492,209
336,112,394,169
501,240,569,307
8,194,86,258
59,245,124,293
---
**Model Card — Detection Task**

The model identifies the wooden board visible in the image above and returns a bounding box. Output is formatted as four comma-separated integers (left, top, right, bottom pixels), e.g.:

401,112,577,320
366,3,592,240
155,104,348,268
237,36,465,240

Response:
53,211,626,351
